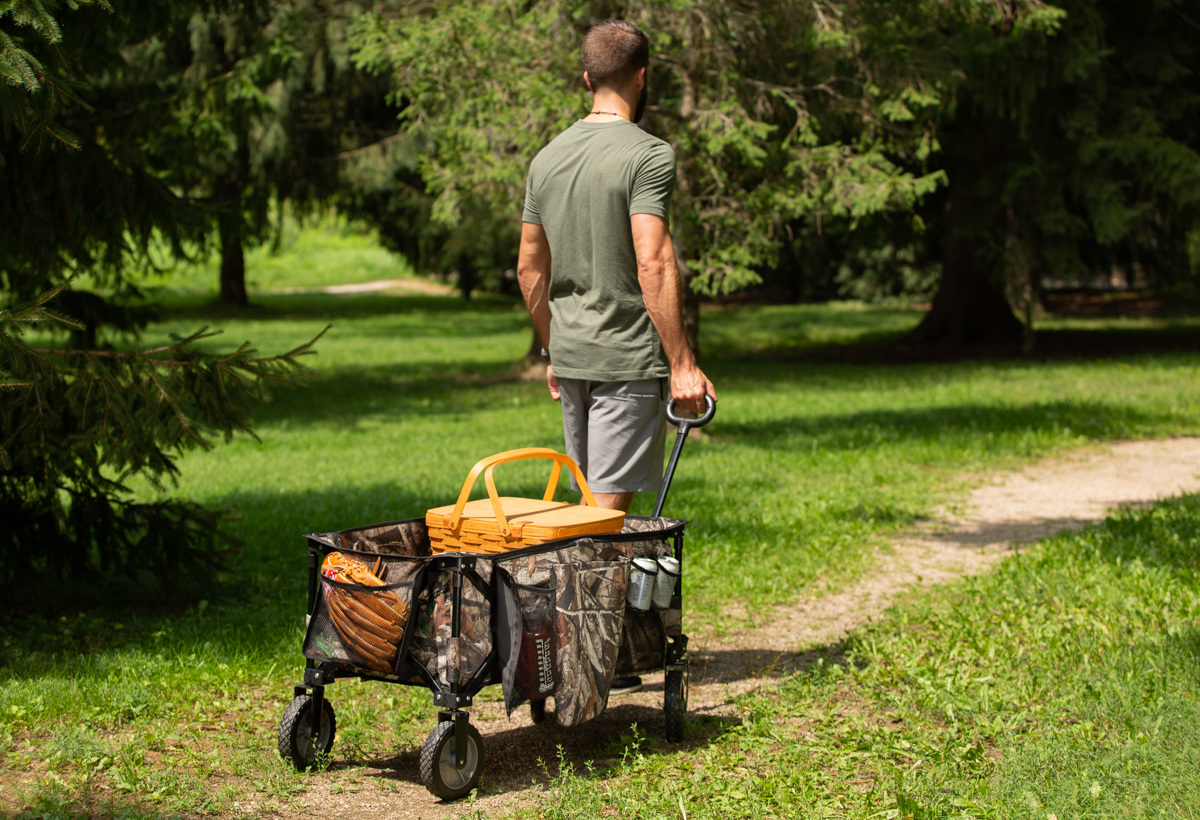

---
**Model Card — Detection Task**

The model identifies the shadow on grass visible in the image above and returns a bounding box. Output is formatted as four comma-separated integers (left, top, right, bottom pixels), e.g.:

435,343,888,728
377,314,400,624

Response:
1059,491,1200,573
347,690,742,796
774,326,1200,366
716,399,1181,451
154,290,522,322
244,362,534,427
250,348,1197,433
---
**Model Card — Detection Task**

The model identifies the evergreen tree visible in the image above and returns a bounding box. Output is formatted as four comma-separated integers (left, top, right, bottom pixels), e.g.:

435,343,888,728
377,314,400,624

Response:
908,0,1200,346
1,0,323,588
99,0,404,305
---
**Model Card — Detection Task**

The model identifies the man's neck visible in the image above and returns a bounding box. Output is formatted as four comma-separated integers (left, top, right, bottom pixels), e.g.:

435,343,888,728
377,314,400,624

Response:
583,87,636,123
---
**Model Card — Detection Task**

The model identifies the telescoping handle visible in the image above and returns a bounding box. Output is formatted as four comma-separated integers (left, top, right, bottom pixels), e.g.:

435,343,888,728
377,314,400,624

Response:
652,395,716,519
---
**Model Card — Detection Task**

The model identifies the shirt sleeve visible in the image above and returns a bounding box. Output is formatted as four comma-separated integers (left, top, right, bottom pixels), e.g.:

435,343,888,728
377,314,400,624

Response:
628,142,676,220
522,162,542,225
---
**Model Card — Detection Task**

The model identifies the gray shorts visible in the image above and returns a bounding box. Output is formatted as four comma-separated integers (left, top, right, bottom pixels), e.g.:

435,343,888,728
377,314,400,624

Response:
558,377,668,494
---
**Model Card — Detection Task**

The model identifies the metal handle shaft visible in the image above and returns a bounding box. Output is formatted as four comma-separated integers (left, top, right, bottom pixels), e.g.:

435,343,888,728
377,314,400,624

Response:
652,395,716,519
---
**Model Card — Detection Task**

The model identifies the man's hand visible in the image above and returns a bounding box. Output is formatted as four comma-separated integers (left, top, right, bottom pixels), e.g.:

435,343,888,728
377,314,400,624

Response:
547,362,561,402
670,362,715,416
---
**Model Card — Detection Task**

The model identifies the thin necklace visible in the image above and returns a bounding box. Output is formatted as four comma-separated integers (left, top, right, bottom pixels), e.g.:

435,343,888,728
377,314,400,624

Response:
590,110,628,120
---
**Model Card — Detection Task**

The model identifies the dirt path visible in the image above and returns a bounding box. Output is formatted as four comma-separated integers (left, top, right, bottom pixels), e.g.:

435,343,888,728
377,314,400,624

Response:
321,278,454,296
275,278,456,296
277,438,1200,820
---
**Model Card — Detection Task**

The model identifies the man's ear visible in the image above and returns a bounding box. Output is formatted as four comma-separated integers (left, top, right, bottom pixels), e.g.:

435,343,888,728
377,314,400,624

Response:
583,70,593,92
637,66,646,90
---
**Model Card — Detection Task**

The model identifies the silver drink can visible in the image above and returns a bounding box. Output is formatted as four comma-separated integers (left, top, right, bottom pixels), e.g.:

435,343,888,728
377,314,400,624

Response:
627,557,659,611
652,556,680,609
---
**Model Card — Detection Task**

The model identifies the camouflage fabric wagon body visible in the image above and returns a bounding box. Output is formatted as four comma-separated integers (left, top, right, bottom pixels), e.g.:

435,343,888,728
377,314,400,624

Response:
300,515,686,727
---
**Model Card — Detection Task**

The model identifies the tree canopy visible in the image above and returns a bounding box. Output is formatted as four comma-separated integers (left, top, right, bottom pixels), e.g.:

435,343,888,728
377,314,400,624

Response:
351,0,1200,346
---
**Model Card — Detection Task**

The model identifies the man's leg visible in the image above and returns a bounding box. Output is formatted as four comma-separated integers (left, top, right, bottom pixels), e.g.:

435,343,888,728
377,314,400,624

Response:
558,379,666,502
584,379,668,498
594,491,635,511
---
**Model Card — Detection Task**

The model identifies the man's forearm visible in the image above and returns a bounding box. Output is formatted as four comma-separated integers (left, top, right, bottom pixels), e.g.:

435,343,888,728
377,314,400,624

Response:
518,269,553,349
638,240,694,370
517,222,553,349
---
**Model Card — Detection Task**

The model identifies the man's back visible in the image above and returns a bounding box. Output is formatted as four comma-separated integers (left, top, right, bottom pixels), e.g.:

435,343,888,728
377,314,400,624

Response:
522,120,675,382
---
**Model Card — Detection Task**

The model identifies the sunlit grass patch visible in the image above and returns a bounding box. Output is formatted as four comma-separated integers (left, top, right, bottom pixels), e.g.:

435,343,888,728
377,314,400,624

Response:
529,495,1200,819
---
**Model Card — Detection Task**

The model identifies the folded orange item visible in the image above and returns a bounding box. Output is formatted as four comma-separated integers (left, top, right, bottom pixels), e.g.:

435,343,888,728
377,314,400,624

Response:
426,448,624,554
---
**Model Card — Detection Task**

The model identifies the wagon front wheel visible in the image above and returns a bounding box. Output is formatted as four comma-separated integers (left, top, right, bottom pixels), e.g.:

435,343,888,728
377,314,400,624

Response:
278,695,336,770
420,719,484,800
664,664,688,742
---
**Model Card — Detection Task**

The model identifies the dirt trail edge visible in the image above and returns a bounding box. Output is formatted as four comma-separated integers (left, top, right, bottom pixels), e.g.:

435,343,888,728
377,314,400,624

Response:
276,438,1200,820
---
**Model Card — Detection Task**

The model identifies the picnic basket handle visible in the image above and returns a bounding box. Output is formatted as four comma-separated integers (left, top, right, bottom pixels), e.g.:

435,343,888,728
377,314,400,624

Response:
447,448,599,536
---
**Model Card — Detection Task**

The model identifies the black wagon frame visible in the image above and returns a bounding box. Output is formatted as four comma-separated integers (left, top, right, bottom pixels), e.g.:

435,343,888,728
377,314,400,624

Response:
278,398,713,800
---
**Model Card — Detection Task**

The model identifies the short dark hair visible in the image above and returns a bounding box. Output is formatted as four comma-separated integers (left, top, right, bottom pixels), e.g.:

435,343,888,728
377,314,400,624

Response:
582,20,649,90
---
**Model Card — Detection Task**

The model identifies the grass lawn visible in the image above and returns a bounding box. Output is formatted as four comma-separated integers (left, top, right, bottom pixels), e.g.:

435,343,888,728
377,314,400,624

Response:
3,283,1200,817
538,494,1200,819
133,211,423,294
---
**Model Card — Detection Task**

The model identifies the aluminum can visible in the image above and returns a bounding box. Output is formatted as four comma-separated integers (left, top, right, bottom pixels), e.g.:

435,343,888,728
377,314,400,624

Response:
652,556,680,609
627,557,659,611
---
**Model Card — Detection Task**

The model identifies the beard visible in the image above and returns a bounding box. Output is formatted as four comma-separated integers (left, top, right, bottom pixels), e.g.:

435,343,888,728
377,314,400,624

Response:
634,84,648,123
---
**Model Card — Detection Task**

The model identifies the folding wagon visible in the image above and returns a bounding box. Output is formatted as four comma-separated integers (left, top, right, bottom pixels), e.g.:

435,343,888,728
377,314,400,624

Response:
277,398,714,800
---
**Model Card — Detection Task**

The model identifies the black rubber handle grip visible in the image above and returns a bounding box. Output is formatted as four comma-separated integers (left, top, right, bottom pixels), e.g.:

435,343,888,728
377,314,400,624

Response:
653,395,717,519
666,394,716,429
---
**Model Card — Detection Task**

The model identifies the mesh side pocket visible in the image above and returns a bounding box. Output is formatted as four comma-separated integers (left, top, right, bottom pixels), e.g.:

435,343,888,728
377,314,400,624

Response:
303,576,414,676
514,583,557,700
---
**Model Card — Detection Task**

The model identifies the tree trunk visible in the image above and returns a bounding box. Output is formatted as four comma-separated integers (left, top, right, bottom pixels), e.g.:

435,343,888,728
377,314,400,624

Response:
218,215,248,307
674,244,702,358
907,154,1022,346
671,36,702,359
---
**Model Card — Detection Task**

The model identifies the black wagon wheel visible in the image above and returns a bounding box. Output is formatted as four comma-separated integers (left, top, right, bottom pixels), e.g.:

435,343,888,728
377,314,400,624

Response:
529,699,547,724
420,720,484,801
664,664,689,742
278,695,336,770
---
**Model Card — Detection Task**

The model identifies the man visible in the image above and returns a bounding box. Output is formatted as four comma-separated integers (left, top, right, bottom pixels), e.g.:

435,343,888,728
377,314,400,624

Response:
517,18,716,518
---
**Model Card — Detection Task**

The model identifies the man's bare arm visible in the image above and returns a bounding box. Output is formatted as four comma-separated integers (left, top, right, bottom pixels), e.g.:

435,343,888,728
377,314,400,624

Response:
631,213,716,415
517,221,560,401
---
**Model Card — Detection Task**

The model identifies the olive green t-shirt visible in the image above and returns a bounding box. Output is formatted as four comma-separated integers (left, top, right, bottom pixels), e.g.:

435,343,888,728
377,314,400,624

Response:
522,119,676,381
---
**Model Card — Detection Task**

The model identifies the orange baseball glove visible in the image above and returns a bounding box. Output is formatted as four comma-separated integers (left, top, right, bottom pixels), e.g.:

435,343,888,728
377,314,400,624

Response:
321,552,410,674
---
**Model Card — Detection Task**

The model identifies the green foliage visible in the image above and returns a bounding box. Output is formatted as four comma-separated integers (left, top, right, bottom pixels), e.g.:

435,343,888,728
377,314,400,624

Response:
350,0,960,297
0,0,209,298
0,284,327,582
0,0,106,162
108,0,405,300
350,0,584,294
1,0,340,588
912,0,1200,342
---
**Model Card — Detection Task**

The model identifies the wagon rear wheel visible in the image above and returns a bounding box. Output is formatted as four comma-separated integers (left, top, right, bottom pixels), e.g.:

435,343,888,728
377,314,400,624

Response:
278,695,336,770
420,720,484,801
664,664,688,742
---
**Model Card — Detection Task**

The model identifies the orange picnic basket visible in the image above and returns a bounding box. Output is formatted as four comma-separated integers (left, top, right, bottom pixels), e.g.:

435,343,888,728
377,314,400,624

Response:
425,448,624,554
